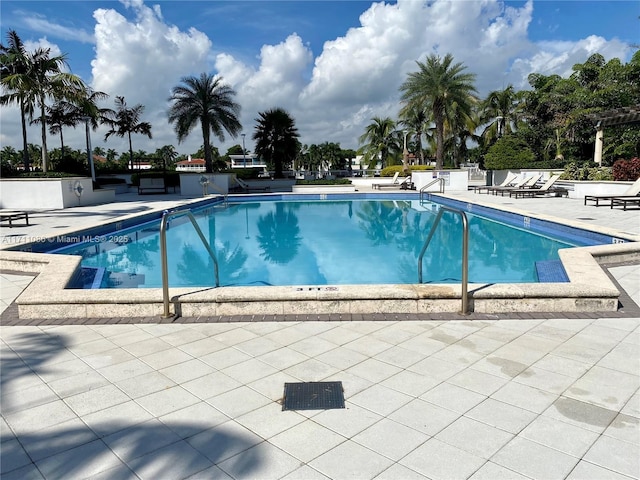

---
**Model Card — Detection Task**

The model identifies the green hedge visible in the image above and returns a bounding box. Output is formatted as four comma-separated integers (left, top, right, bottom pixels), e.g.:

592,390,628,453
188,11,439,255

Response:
295,178,352,185
380,165,434,177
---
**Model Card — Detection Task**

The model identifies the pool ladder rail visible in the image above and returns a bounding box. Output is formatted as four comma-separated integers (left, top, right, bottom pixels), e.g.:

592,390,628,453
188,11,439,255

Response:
418,205,469,315
160,209,220,318
419,177,445,201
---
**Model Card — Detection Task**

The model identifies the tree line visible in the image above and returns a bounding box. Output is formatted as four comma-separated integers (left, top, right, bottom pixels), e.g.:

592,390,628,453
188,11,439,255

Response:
2,27,639,179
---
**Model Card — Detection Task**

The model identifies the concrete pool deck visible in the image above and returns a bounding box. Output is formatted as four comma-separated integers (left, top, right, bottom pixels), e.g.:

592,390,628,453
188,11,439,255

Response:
1,186,639,479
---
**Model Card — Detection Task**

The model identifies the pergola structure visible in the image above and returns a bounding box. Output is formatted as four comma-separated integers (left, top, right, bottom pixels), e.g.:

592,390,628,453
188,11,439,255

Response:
588,105,640,165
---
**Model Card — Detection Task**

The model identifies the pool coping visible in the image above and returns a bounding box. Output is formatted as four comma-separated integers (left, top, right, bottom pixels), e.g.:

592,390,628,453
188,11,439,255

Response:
1,194,639,319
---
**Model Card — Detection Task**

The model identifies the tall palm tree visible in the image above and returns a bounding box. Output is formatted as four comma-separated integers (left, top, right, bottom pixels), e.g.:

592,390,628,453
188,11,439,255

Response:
400,53,477,169
253,108,299,178
23,47,84,172
104,96,153,170
168,72,242,173
1,30,33,171
358,116,396,169
480,85,524,145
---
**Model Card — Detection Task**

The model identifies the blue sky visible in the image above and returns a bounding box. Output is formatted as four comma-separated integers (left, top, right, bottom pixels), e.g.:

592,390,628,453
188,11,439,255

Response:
1,0,638,156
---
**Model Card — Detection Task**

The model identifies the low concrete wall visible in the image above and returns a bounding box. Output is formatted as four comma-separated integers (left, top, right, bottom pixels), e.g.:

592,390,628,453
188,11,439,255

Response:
0,177,115,209
412,170,469,191
292,185,357,193
180,173,234,196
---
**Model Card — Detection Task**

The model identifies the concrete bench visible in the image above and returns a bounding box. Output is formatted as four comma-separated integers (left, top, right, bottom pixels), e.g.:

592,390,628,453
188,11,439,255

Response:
138,178,167,194
0,210,29,227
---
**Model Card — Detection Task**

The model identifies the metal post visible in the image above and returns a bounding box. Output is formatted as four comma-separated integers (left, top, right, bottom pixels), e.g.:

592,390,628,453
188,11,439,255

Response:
242,133,247,168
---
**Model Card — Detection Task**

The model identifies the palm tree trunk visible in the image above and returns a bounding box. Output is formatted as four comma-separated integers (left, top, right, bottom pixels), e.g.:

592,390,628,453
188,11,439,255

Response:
20,98,29,171
128,133,134,170
435,118,445,170
202,122,212,173
39,99,48,173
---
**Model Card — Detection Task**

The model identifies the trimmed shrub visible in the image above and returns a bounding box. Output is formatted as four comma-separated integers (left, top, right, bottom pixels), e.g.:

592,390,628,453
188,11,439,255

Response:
612,158,640,181
484,136,535,170
559,162,613,181
296,178,352,185
380,165,434,177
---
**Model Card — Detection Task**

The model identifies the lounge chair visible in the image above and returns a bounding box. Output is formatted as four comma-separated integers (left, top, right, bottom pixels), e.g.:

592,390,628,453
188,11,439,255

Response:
610,196,640,210
584,178,640,207
485,175,531,195
372,172,400,189
472,173,518,194
509,174,568,198
233,177,271,193
0,210,29,227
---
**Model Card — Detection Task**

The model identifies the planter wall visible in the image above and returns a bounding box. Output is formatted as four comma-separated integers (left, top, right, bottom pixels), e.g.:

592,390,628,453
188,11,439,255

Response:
412,170,469,191
0,177,115,209
179,173,233,196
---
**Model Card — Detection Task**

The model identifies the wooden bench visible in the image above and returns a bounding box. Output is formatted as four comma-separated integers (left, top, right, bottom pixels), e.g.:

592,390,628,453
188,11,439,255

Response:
0,210,29,227
138,177,167,194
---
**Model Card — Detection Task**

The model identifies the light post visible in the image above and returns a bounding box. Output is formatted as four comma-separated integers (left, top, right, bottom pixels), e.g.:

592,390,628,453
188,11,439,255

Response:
80,116,96,184
241,133,247,168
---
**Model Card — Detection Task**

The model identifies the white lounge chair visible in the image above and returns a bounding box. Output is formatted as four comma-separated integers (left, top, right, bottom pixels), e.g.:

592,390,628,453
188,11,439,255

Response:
584,177,640,207
233,177,270,193
372,172,400,189
509,174,568,198
472,172,518,193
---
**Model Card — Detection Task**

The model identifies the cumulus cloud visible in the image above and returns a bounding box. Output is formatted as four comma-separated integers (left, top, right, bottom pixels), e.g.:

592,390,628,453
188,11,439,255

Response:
0,0,633,157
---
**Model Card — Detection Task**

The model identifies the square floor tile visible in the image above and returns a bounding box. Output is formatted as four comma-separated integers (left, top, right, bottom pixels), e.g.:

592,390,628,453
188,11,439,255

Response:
492,436,579,480
400,437,486,480
435,416,513,458
309,439,394,479
352,418,428,461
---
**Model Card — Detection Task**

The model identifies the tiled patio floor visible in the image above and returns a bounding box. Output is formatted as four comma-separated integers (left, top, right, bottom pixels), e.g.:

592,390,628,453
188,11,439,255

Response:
1,188,639,479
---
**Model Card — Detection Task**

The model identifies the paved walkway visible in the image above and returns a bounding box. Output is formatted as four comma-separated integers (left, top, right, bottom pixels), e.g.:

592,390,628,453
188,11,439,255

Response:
1,189,639,479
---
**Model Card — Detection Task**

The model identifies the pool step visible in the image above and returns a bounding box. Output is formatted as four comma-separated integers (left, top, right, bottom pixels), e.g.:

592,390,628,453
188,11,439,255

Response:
535,260,569,283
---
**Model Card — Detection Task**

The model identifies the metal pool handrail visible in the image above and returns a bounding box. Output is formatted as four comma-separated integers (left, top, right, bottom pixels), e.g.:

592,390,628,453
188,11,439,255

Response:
160,209,220,318
419,177,445,201
418,205,469,314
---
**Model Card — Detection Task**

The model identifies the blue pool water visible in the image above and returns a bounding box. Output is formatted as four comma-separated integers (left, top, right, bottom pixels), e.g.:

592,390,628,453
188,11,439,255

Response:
49,198,588,289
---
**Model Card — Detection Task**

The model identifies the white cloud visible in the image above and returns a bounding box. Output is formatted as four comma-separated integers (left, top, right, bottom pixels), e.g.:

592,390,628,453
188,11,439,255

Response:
0,0,633,158
22,15,94,44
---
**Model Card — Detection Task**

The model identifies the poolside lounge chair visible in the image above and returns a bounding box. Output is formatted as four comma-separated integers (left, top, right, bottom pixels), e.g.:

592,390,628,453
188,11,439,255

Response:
485,175,531,195
509,174,568,198
471,173,518,194
233,177,271,193
372,172,400,189
0,210,29,227
610,196,640,210
584,177,640,207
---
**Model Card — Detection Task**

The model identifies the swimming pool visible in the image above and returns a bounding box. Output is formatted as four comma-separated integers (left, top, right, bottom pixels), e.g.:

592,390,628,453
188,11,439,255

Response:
47,196,607,289
3,192,632,317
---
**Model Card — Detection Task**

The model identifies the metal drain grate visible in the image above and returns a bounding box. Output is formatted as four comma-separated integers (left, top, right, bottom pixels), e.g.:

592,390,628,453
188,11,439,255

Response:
282,382,345,411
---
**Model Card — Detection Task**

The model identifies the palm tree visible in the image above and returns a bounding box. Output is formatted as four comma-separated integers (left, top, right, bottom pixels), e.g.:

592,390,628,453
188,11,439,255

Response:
400,53,478,169
480,85,524,145
30,100,75,153
168,72,242,173
253,108,299,178
1,30,33,171
398,105,427,165
23,46,84,172
358,116,396,169
104,96,153,170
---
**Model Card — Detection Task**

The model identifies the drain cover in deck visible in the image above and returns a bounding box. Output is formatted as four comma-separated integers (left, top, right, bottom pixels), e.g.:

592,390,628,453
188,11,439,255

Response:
282,382,345,411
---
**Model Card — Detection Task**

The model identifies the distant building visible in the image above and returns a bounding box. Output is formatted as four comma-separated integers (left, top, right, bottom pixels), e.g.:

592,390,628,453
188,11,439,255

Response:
228,153,266,170
176,156,206,172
